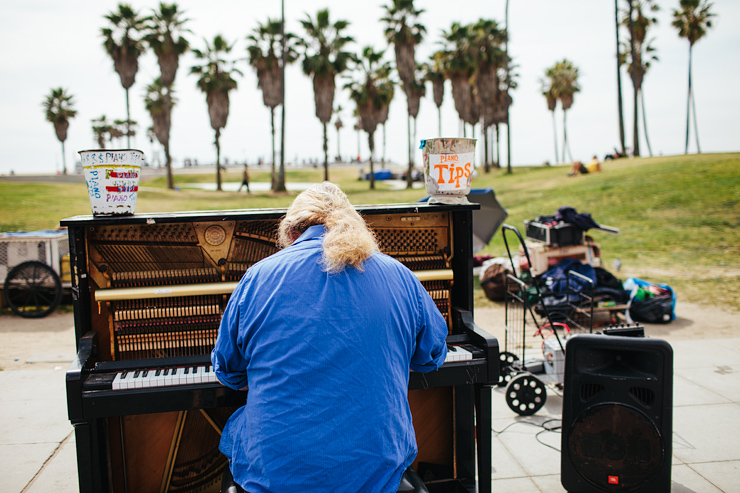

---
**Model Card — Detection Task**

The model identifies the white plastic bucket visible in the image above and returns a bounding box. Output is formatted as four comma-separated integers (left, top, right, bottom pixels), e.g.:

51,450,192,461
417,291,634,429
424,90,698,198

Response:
79,149,143,216
420,138,476,204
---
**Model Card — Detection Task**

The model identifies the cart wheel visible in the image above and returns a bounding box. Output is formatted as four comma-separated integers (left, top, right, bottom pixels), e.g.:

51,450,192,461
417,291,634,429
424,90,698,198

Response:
3,261,62,318
505,372,547,416
497,351,520,387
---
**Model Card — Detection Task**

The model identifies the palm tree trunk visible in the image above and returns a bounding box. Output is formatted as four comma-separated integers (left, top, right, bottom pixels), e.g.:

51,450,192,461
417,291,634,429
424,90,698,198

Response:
685,44,692,154
640,89,653,157
382,124,387,168
271,107,276,189
408,117,417,189
505,0,512,175
337,127,341,163
689,46,701,154
275,0,287,193
215,129,222,192
368,132,375,190
562,110,571,163
165,142,173,189
615,0,626,156
495,124,501,169
628,0,640,157
61,141,67,175
484,125,490,173
438,106,442,136
551,110,559,165
407,115,412,187
125,89,131,149
323,122,329,182
691,86,701,154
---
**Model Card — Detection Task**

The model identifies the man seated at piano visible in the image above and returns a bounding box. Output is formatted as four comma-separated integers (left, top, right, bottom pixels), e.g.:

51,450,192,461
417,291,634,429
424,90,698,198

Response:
212,182,448,493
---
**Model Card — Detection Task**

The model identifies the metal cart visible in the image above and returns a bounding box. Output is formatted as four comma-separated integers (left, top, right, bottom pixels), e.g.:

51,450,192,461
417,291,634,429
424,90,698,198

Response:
1,230,71,318
497,224,596,416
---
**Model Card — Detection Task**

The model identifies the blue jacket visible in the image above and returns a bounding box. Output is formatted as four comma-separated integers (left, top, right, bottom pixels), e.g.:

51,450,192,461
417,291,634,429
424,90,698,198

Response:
212,225,448,492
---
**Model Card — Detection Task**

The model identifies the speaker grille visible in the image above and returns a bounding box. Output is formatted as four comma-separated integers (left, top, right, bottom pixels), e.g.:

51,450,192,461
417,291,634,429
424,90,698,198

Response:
630,387,655,408
580,383,605,402
568,403,664,491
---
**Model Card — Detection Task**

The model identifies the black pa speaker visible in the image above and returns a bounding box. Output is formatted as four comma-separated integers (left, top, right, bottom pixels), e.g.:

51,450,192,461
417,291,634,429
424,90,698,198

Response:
561,334,673,492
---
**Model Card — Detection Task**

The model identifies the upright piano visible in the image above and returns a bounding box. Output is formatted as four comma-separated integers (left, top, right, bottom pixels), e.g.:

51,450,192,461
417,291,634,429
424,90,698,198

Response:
64,203,499,493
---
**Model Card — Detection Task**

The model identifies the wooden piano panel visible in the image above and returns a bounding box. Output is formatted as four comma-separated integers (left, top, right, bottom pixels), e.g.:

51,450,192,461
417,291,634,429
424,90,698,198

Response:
109,407,234,493
409,387,454,472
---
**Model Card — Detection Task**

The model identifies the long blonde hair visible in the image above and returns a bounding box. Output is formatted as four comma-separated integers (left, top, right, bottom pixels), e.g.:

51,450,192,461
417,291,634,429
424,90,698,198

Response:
278,182,378,273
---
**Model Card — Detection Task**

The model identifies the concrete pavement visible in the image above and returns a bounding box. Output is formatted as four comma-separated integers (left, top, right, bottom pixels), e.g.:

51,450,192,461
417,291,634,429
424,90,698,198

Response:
1,311,739,492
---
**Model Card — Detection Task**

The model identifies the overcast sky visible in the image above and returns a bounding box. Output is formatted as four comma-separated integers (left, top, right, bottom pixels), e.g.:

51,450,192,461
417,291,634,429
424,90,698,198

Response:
1,0,738,175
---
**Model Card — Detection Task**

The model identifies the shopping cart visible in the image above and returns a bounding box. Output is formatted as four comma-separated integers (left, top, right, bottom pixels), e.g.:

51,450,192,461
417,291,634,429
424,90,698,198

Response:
497,224,596,416
1,230,71,318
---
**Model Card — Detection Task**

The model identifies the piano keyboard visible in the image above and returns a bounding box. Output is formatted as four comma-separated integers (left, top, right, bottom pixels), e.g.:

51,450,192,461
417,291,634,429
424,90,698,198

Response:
85,344,482,393
112,364,218,390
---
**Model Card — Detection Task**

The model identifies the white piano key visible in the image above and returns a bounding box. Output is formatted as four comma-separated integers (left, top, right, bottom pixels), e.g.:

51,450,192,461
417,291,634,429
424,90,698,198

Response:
112,372,125,390
455,346,473,361
202,365,217,383
163,367,174,387
193,365,204,384
132,370,144,389
122,371,136,390
140,369,154,388
185,366,197,385
174,367,186,385
151,368,165,388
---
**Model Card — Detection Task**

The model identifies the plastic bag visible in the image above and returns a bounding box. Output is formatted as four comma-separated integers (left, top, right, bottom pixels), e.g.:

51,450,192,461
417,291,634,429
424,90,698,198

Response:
623,277,676,323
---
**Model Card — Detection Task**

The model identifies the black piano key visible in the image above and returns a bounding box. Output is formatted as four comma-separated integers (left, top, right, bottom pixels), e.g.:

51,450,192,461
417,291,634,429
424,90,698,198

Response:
184,367,190,375
155,369,161,376
133,370,140,378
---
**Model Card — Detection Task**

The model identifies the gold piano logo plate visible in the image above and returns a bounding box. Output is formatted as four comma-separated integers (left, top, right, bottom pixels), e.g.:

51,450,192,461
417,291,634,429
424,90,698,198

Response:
204,225,226,246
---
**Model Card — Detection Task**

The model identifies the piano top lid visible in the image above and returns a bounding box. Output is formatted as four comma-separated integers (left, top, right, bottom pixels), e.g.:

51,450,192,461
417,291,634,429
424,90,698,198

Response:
60,202,480,227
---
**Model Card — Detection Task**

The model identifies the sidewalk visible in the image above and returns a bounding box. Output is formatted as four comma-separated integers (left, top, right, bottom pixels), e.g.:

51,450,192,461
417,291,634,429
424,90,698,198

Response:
1,309,739,492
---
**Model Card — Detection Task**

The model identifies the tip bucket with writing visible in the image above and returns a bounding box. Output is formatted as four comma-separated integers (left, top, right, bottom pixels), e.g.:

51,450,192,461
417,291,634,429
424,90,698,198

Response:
421,138,476,204
79,149,143,216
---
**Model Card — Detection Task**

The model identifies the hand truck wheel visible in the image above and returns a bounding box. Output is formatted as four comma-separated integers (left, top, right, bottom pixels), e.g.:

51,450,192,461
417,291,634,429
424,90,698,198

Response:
497,351,520,387
505,372,547,416
3,261,62,318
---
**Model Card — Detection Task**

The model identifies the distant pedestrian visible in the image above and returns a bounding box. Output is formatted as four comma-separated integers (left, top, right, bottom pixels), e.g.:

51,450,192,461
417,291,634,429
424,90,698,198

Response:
238,165,250,193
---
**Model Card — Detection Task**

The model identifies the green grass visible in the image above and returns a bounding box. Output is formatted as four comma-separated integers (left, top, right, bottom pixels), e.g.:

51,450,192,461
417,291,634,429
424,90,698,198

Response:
1,153,738,310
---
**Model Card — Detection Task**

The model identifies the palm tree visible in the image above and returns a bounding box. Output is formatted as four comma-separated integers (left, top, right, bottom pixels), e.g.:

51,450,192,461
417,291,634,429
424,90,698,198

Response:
615,0,627,156
622,1,659,156
402,71,425,186
190,35,241,192
438,23,475,135
467,19,507,173
672,0,715,154
42,88,77,175
622,0,658,158
101,4,147,148
546,59,580,163
248,18,299,190
333,105,344,161
542,84,559,165
424,56,445,136
91,115,113,149
143,2,189,189
300,9,354,183
144,78,175,178
345,47,393,190
382,0,425,189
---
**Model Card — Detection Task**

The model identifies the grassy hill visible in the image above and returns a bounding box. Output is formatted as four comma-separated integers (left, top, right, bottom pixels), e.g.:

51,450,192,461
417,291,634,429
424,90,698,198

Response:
1,153,738,310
